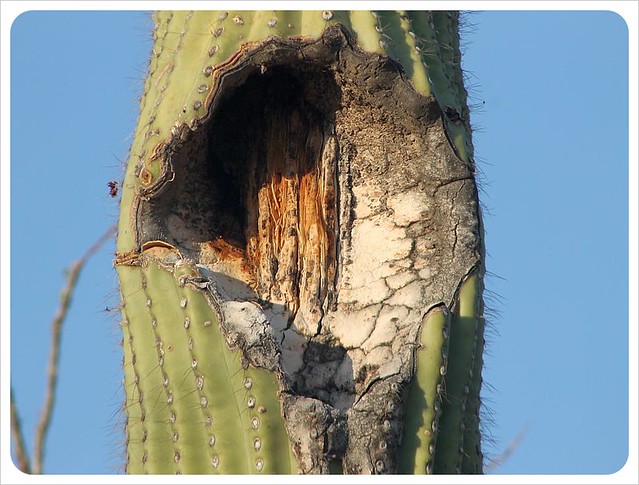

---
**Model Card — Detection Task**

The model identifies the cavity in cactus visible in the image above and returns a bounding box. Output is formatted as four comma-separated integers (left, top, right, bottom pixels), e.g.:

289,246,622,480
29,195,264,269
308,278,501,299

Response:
115,10,485,474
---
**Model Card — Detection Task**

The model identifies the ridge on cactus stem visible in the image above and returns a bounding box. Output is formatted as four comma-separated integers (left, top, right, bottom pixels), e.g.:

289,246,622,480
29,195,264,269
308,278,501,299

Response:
116,10,485,474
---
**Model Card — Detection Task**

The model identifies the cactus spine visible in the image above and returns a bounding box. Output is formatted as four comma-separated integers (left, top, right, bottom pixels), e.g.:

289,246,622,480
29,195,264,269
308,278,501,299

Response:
116,10,484,474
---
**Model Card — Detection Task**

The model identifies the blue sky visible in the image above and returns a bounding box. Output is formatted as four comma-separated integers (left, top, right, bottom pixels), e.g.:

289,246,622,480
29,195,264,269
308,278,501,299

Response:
3,5,636,479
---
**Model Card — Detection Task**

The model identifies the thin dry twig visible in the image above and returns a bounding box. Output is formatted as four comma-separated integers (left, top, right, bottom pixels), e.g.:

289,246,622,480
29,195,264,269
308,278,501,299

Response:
484,424,529,472
31,225,117,474
10,387,32,473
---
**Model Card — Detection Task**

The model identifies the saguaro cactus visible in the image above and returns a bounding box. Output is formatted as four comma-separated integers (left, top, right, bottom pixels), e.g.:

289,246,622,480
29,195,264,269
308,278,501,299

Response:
115,10,484,474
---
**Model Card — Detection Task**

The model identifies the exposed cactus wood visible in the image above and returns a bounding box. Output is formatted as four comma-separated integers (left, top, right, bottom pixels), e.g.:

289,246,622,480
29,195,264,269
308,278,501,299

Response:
117,10,485,475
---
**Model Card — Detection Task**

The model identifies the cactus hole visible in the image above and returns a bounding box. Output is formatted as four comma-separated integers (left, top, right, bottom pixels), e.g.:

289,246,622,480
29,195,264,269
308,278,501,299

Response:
147,59,341,322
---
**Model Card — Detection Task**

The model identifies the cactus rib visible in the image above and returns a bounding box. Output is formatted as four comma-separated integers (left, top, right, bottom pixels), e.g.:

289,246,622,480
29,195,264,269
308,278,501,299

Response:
433,272,483,473
397,305,450,473
118,252,295,473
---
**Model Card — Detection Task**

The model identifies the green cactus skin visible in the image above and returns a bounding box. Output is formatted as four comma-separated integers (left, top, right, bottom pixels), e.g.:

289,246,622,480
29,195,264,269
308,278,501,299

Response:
460,277,485,474
117,10,485,475
397,271,484,475
119,252,296,474
432,273,484,473
397,306,450,473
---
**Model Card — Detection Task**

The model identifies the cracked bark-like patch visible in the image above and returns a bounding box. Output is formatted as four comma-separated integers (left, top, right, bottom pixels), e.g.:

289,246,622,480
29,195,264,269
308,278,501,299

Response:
130,26,482,473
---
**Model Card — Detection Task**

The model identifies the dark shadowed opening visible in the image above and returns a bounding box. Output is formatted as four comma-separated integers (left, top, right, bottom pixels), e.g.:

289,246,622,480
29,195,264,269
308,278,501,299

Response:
140,57,342,323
